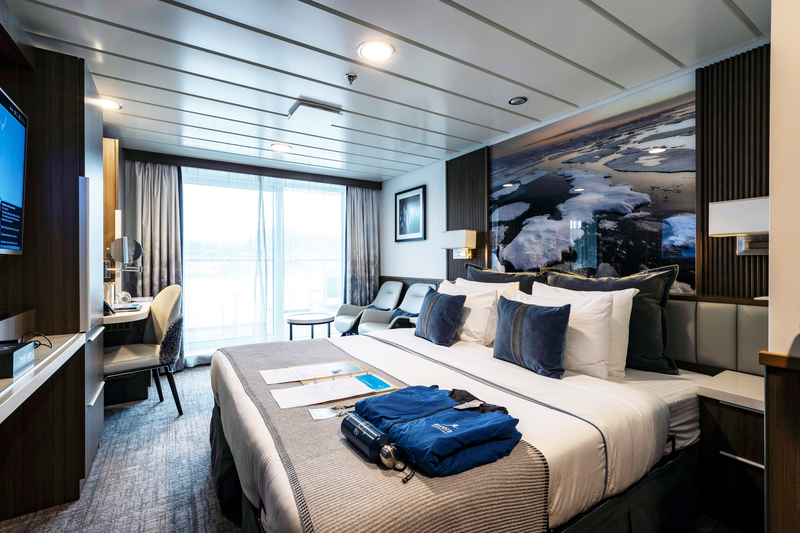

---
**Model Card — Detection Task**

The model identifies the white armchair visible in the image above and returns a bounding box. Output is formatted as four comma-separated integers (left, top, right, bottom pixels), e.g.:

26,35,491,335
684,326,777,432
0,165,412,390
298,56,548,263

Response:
358,283,436,334
334,281,403,335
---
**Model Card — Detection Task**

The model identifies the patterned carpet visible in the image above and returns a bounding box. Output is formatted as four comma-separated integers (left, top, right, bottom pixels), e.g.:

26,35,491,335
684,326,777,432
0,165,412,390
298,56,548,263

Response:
0,364,745,533
0,366,237,533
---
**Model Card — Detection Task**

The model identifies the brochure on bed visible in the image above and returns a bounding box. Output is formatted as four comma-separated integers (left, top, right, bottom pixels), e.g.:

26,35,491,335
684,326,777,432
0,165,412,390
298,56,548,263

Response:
216,339,549,533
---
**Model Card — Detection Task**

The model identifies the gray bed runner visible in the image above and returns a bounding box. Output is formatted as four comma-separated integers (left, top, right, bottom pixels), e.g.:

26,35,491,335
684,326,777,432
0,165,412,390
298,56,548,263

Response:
219,339,549,533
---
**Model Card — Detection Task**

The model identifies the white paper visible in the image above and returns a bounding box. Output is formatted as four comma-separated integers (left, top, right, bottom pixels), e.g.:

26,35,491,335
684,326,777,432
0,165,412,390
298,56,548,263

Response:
270,377,378,409
260,361,362,385
308,407,340,420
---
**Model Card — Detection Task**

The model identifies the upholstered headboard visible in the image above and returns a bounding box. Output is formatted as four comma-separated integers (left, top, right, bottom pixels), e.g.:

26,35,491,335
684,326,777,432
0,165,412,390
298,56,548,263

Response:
665,299,768,376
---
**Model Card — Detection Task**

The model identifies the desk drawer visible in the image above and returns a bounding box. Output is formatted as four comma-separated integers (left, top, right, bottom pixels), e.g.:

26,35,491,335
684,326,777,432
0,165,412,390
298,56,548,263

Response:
700,397,764,465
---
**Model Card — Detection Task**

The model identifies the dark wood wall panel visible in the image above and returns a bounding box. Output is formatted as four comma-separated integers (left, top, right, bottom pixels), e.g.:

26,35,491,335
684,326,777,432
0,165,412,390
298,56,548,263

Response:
446,147,489,280
696,44,770,299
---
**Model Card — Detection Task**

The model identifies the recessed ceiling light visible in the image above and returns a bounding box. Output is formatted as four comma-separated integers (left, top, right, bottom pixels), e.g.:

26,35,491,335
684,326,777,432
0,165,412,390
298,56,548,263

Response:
100,98,123,110
502,183,515,188
357,40,395,62
574,188,585,192
648,148,666,154
271,143,292,153
508,96,528,106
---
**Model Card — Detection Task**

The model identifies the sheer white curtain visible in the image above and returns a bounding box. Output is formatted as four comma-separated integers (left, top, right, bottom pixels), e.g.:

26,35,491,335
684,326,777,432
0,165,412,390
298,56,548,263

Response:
181,167,345,367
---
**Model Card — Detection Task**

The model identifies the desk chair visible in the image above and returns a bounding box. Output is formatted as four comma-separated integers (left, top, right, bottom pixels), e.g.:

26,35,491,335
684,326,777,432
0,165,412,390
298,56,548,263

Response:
103,285,184,415
334,281,403,335
358,283,436,334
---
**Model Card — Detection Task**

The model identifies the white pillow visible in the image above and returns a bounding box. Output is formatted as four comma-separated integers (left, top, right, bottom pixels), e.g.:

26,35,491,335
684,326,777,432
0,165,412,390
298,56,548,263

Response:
438,281,499,346
509,289,614,380
454,278,519,298
533,282,639,378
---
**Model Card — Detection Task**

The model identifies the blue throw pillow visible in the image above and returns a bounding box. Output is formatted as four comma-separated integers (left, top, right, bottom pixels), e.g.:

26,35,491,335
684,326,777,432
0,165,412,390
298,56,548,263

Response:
414,288,466,347
493,296,571,379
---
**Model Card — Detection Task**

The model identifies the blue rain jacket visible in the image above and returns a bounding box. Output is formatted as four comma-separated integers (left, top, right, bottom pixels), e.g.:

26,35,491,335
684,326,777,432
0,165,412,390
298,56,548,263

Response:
355,385,522,477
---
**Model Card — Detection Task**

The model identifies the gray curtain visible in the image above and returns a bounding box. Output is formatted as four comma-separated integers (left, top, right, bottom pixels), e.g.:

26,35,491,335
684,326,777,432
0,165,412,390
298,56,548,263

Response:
345,187,381,305
122,160,185,369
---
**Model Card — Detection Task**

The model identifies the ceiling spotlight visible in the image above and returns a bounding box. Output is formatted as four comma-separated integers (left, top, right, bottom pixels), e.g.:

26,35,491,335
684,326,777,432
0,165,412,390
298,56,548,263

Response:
271,143,292,153
502,183,515,188
100,98,123,110
574,188,585,192
648,148,666,154
508,96,528,106
357,40,395,62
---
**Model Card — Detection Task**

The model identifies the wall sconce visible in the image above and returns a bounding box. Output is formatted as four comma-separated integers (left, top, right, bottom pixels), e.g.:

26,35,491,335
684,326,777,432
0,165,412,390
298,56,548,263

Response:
441,230,477,259
709,196,769,255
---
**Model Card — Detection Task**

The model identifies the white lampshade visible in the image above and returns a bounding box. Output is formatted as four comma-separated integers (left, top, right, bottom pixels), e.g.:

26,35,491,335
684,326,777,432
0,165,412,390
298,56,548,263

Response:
440,230,477,249
709,197,769,237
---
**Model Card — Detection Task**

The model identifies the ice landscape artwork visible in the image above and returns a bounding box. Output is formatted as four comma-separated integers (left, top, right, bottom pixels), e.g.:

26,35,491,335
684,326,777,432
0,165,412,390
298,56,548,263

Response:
490,75,696,292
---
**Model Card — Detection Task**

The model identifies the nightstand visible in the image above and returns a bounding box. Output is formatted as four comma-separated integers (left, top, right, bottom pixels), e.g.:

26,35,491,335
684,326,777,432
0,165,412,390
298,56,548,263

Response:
697,371,765,533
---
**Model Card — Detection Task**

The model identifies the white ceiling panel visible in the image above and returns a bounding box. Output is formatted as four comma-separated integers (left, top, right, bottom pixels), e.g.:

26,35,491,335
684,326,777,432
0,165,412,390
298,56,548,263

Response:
732,0,771,36
594,0,762,66
5,0,771,181
303,0,622,105
14,0,540,133
452,0,681,88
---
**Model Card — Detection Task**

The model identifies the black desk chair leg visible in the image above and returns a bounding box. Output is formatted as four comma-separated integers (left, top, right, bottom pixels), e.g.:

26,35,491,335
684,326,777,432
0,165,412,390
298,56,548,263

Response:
165,367,183,416
152,368,164,402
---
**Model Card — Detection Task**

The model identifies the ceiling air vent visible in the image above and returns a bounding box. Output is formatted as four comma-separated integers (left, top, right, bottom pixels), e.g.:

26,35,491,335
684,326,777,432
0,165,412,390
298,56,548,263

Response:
287,101,343,127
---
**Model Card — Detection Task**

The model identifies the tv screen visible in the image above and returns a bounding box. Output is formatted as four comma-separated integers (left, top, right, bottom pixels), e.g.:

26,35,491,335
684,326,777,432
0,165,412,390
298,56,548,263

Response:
0,87,27,256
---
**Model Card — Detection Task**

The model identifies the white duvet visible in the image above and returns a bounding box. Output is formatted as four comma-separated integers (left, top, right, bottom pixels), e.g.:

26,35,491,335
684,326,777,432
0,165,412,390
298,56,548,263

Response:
211,330,671,531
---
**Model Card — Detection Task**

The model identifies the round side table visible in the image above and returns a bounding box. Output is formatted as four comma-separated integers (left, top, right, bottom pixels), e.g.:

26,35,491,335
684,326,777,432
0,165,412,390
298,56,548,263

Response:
286,312,335,340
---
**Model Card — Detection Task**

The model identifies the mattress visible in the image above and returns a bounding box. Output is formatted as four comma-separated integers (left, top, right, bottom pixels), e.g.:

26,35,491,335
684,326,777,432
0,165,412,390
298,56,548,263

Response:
210,329,671,530
614,368,711,453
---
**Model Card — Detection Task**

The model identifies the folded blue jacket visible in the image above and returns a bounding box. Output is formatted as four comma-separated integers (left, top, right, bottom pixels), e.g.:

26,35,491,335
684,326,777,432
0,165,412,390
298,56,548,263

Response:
355,385,522,477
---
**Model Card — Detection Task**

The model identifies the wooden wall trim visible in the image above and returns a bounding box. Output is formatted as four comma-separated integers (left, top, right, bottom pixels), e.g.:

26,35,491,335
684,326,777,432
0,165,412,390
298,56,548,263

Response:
445,147,489,280
696,44,769,299
121,149,382,190
759,351,800,372
670,294,768,306
0,0,34,69
102,138,119,264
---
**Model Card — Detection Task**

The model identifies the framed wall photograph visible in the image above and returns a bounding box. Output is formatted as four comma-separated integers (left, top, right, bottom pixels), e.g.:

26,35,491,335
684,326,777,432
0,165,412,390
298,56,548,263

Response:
395,185,426,242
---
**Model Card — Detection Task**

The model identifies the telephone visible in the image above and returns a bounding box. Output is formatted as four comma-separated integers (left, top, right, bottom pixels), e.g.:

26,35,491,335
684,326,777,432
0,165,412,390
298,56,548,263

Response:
103,300,116,316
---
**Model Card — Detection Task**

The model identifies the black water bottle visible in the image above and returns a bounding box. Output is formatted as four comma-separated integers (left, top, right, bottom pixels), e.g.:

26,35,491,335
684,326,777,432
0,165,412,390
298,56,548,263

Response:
341,413,390,463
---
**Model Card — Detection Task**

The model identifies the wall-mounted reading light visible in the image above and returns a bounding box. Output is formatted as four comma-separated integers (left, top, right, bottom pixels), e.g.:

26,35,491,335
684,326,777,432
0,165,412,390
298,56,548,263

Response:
441,230,477,259
709,196,769,255
100,98,123,110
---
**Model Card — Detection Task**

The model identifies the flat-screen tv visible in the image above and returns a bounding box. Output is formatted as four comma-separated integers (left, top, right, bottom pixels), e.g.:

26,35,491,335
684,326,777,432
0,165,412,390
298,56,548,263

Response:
0,87,27,256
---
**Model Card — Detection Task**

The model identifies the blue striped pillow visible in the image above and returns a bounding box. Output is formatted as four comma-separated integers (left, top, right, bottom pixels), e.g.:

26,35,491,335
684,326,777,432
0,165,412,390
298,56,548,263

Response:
414,288,466,347
493,296,571,379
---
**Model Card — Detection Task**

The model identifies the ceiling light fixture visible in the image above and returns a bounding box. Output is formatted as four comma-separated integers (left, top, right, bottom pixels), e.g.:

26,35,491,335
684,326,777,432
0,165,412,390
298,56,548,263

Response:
271,143,292,153
508,96,528,106
648,148,666,154
357,40,396,62
100,98,123,110
502,183,515,188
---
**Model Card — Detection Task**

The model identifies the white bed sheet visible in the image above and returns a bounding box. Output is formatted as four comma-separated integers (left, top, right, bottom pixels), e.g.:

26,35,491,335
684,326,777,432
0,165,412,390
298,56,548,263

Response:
211,330,672,530
614,368,711,453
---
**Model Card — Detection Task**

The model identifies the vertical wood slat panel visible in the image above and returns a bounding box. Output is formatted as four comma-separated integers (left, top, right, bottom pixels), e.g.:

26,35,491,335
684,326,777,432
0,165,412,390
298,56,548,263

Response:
445,147,489,280
696,44,770,299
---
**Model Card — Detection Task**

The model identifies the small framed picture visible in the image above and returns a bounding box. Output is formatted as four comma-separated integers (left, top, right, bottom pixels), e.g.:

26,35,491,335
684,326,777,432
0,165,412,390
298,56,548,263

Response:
395,185,426,242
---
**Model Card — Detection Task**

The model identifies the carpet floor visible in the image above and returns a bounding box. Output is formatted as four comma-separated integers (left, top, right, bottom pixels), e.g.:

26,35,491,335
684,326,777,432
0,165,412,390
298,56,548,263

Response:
0,365,745,533
0,366,237,533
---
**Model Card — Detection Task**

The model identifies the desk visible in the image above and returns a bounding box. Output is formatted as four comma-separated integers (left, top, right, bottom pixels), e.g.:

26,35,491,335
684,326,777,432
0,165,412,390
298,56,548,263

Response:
102,299,153,406
103,300,151,325
0,332,86,519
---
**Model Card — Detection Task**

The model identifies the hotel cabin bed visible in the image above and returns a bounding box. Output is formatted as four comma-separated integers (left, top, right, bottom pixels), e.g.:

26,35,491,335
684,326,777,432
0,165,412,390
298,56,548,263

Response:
208,297,767,533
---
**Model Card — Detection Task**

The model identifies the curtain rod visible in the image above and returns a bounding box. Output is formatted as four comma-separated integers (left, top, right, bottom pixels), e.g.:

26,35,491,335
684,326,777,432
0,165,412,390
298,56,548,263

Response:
121,149,383,190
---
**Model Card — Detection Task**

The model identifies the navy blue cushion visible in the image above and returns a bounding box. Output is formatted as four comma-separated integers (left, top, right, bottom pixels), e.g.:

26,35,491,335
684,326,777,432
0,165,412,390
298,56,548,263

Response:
414,288,466,347
466,263,545,294
493,296,571,379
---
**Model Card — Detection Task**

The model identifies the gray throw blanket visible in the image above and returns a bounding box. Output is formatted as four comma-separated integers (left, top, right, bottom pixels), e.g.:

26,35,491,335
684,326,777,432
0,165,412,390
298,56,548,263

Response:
219,339,549,533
